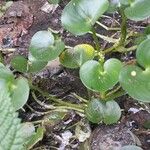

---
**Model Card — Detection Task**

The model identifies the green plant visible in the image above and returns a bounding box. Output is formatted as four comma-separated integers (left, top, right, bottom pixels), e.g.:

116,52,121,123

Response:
0,63,29,110
1,0,150,148
0,62,45,149
10,0,150,123
0,82,27,150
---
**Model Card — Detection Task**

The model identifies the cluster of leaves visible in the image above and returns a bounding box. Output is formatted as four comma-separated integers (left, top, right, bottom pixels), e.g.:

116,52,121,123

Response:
11,0,150,124
0,63,29,110
0,75,44,149
1,0,150,149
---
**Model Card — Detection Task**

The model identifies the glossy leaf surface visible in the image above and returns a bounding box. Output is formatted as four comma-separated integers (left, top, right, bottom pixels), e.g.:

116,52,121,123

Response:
11,55,47,73
107,0,119,13
11,55,28,73
124,0,150,21
85,99,121,124
80,58,122,92
11,77,30,110
59,44,95,68
28,54,48,73
61,0,109,35
119,39,150,103
29,31,64,61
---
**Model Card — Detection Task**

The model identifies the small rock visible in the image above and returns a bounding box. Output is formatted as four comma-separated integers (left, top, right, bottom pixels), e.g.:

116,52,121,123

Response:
40,2,58,14
90,124,136,150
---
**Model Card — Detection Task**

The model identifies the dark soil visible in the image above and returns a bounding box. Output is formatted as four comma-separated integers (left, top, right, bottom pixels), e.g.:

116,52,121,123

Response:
0,0,150,150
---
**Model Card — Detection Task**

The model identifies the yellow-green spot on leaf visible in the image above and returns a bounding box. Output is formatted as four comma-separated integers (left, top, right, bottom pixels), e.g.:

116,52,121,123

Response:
119,39,150,103
59,44,95,69
131,71,137,77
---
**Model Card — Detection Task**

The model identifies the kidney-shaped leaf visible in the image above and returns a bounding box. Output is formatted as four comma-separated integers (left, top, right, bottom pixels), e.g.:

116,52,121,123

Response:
11,77,29,110
29,31,65,61
119,39,150,103
28,54,48,73
59,44,95,68
119,65,150,103
80,58,122,92
85,99,121,124
11,55,28,73
11,55,48,73
136,39,150,68
61,0,109,35
124,0,150,21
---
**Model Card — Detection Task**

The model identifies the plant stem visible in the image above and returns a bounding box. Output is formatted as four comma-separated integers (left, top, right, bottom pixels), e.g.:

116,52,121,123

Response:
126,45,137,52
55,106,84,113
100,92,106,100
119,8,127,46
89,31,119,43
102,42,119,54
96,33,118,43
96,21,120,31
71,93,88,103
102,8,128,54
32,92,56,109
91,27,101,51
0,52,3,63
105,89,126,101
106,85,121,97
29,83,85,112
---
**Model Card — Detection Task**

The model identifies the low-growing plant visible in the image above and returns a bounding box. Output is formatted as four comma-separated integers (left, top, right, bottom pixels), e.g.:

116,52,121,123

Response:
1,0,150,149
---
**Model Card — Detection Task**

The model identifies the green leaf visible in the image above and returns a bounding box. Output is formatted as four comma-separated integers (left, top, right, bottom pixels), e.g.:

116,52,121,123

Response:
144,25,150,36
0,63,14,84
0,82,27,150
124,0,150,21
136,39,150,68
143,120,150,129
119,65,150,103
119,39,150,103
85,99,121,124
28,54,47,73
0,63,29,109
107,0,119,13
11,77,29,110
134,36,147,45
119,0,130,5
11,55,48,73
121,145,143,150
11,55,28,73
61,0,109,35
25,127,44,150
134,27,150,45
59,44,95,68
80,58,122,92
29,31,65,61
